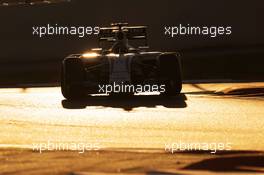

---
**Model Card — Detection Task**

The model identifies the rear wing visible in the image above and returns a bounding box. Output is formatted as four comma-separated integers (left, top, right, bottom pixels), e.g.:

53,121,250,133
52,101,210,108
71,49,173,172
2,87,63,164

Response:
99,26,148,46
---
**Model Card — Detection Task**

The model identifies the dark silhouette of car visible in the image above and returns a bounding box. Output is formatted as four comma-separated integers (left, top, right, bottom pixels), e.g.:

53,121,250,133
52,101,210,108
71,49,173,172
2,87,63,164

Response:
61,23,182,99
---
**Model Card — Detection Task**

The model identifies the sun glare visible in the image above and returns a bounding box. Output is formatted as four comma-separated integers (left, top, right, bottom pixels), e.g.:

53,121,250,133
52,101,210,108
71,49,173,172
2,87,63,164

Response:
82,52,99,58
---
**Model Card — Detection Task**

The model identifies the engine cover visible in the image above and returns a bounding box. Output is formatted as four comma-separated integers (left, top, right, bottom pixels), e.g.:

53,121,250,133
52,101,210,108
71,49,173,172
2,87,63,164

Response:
108,53,133,84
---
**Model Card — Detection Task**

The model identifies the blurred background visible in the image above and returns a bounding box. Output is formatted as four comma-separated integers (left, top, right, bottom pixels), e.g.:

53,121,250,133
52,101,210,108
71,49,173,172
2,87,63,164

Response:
0,0,263,85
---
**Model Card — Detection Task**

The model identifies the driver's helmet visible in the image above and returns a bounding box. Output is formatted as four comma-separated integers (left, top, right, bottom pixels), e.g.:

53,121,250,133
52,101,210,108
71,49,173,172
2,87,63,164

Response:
110,31,129,53
117,31,125,40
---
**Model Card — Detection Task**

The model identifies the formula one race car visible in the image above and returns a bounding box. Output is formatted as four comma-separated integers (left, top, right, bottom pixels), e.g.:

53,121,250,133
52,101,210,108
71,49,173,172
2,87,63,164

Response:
61,23,182,99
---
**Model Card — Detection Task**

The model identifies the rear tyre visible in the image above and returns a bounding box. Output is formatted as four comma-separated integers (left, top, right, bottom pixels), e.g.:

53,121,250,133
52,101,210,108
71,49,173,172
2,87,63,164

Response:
159,53,182,96
61,58,86,100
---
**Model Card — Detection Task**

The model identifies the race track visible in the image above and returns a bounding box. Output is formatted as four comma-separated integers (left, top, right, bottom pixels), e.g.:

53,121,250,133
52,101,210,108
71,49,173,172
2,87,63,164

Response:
0,82,263,151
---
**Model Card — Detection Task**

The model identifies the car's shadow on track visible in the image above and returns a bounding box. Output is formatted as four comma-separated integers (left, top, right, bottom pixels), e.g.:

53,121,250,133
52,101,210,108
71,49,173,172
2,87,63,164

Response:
182,151,264,173
61,93,187,111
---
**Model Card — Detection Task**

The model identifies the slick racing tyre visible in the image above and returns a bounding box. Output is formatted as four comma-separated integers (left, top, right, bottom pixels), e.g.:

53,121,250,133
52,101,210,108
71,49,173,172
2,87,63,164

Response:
61,58,85,100
159,53,182,96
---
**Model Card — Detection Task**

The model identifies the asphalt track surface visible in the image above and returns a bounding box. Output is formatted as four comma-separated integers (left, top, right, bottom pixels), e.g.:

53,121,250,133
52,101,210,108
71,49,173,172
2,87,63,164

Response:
0,82,264,174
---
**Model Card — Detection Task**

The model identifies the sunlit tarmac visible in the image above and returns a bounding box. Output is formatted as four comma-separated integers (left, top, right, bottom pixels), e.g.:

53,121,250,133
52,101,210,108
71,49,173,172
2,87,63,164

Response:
0,83,263,151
